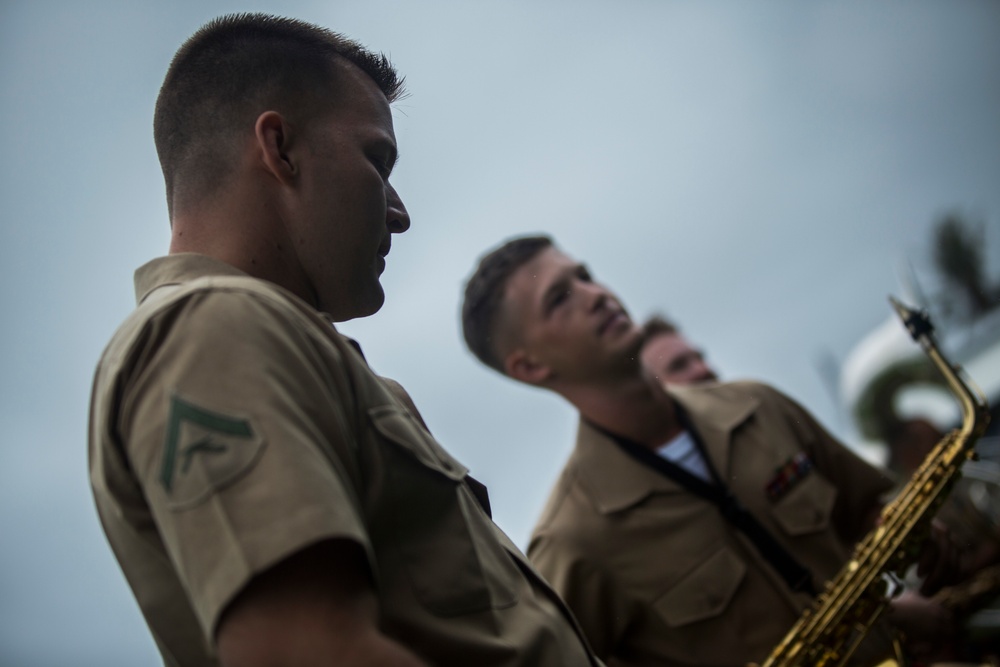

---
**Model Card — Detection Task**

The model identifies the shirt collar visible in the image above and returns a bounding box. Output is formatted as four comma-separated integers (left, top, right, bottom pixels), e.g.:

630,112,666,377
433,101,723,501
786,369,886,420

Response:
134,253,247,305
572,383,759,514
132,253,370,363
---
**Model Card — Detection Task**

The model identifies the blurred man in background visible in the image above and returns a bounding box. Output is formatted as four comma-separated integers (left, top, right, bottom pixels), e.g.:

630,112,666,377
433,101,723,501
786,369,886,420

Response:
462,234,958,667
640,315,718,385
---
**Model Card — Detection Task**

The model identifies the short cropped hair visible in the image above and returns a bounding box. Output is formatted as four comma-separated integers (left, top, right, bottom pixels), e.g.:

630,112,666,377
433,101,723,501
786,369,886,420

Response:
154,13,404,216
462,235,553,373
642,314,679,342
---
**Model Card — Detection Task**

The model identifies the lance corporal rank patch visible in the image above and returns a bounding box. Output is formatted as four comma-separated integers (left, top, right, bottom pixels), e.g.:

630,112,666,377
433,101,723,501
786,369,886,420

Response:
765,452,814,502
159,394,265,510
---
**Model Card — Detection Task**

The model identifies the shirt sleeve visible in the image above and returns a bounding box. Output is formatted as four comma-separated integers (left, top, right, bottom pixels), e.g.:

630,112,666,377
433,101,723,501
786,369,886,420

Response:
119,287,370,641
528,531,630,663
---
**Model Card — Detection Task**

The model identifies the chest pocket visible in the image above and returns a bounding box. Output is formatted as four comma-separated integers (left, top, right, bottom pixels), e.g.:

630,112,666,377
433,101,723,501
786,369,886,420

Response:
769,473,836,536
653,546,746,627
369,405,518,616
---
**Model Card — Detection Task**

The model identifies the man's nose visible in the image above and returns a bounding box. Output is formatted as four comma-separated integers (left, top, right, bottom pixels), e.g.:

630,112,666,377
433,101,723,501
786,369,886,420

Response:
583,282,608,311
387,184,410,233
692,359,717,382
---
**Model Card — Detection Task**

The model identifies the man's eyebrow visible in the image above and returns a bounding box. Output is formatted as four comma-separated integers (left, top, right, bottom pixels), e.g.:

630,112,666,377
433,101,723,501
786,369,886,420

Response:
540,263,584,311
370,134,399,171
542,277,567,307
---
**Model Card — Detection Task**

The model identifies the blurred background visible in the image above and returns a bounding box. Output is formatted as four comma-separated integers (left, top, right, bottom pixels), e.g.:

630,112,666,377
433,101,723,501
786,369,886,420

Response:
1,1,998,664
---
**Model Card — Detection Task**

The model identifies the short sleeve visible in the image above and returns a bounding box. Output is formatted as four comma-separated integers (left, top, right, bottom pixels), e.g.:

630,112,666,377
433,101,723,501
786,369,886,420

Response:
528,531,629,662
119,288,369,640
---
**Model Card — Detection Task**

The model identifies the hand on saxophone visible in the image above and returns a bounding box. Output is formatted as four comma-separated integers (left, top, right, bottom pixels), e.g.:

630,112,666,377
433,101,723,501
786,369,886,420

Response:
886,589,957,662
916,519,964,596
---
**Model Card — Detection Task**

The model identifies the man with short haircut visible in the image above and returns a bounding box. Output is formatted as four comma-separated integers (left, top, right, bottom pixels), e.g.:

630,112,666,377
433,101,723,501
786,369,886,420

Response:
461,235,957,666
640,315,718,385
89,17,599,667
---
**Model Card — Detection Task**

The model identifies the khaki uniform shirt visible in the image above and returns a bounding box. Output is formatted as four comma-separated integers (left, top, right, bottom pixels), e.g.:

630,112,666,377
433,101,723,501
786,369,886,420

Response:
528,381,895,667
89,254,599,667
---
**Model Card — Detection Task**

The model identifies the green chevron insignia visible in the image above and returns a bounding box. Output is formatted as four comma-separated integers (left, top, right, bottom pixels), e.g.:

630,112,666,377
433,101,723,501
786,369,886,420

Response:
160,396,258,496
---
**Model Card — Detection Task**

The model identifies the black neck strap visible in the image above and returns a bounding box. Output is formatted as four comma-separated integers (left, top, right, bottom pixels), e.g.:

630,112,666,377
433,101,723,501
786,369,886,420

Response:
587,410,817,597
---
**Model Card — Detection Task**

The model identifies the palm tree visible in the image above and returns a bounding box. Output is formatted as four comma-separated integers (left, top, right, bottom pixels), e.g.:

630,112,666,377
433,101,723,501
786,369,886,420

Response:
933,213,999,320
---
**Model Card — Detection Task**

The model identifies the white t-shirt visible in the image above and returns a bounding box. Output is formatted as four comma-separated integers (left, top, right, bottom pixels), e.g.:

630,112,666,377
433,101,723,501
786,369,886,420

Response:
656,430,711,481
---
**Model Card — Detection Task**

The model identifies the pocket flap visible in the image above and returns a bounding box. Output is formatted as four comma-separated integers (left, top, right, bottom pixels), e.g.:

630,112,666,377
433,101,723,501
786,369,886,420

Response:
770,477,835,536
654,547,746,627
369,406,468,481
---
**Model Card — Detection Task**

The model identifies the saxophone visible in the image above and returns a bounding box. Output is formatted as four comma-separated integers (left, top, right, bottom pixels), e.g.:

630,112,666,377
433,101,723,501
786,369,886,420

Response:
758,298,991,667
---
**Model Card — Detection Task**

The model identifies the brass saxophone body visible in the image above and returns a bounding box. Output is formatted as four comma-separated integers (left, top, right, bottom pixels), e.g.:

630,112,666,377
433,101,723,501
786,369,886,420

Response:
759,298,991,667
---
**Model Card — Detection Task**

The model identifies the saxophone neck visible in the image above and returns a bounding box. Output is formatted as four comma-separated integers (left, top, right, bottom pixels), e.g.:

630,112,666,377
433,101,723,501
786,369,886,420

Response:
888,296,991,440
889,296,934,342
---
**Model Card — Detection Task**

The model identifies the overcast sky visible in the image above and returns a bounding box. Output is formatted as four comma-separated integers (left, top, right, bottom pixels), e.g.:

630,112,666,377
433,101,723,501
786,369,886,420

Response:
2,1,999,664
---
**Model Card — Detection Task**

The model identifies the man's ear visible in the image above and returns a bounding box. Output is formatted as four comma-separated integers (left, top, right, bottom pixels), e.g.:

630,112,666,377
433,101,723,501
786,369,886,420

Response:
255,111,298,185
505,349,552,385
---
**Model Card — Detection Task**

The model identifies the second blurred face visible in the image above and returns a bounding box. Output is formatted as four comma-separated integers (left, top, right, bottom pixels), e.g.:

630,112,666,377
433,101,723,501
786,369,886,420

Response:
641,332,718,385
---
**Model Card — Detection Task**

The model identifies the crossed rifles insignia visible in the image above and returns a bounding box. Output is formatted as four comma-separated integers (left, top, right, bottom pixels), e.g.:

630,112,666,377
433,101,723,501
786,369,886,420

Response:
159,395,265,509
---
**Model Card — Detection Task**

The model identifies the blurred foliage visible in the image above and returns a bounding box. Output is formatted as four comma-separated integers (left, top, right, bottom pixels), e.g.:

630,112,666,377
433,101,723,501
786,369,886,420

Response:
933,213,1000,322
854,357,941,441
852,212,998,441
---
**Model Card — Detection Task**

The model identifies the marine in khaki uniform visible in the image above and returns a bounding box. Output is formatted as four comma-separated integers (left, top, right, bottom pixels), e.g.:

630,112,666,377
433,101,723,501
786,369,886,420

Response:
530,384,892,665
89,16,600,667
460,235,960,667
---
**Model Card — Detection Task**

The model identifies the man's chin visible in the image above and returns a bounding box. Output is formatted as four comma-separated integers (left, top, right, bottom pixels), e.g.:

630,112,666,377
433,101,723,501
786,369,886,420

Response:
327,286,385,323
